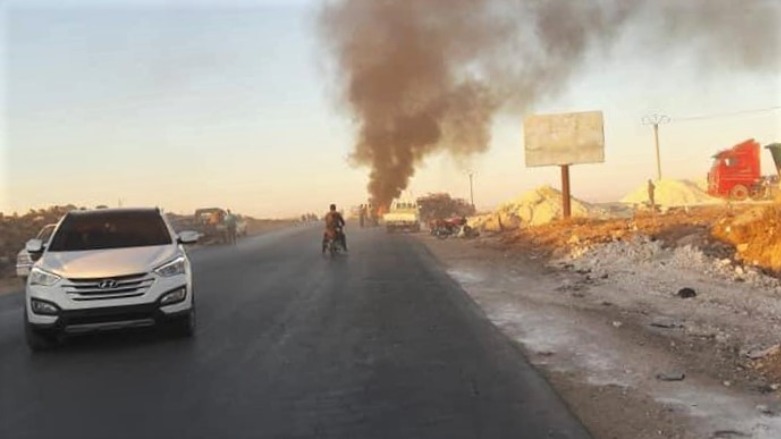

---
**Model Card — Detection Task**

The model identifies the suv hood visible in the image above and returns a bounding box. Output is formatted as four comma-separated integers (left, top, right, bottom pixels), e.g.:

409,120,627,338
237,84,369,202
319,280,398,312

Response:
40,245,180,279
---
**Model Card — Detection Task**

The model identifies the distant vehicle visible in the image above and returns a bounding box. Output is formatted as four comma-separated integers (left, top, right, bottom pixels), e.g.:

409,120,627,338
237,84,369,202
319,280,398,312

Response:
16,223,57,279
383,200,421,233
23,208,199,351
192,208,247,243
708,139,781,200
193,208,228,243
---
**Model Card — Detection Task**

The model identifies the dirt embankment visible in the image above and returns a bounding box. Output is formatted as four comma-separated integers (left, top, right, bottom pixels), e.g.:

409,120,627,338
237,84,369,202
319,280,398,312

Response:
503,204,774,271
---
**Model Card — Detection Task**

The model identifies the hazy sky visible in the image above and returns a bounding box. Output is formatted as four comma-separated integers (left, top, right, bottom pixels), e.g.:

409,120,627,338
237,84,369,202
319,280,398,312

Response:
1,0,779,217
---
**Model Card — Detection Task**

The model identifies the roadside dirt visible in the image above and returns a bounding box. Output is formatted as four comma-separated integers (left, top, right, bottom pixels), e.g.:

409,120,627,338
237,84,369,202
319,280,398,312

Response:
422,226,781,439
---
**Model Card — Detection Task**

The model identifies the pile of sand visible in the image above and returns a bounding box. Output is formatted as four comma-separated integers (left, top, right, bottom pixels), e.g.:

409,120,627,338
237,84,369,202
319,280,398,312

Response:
621,179,722,207
471,186,605,231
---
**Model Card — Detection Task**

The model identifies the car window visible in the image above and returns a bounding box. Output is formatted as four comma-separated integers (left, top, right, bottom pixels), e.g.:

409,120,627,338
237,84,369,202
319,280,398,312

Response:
37,225,56,243
48,212,172,252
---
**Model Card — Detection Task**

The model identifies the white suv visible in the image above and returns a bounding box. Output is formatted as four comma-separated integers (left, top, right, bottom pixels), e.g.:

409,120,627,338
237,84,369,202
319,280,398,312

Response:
24,208,198,351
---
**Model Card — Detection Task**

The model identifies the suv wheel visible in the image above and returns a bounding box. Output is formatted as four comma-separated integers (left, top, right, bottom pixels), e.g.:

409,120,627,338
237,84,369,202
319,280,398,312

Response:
24,311,58,352
170,299,196,338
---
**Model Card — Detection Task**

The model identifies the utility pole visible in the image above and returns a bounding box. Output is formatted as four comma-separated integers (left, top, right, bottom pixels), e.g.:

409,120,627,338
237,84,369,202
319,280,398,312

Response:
642,114,671,180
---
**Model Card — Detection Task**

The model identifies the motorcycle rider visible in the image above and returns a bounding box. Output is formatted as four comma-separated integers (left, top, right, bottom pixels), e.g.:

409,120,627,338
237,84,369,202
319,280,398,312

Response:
323,204,347,253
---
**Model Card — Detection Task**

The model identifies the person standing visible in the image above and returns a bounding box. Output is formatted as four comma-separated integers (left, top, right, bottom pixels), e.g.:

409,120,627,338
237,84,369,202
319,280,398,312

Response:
224,209,238,245
359,204,366,228
648,179,657,211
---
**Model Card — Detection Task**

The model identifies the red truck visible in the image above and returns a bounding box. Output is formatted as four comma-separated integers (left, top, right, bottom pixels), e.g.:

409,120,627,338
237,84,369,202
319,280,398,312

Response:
707,139,781,200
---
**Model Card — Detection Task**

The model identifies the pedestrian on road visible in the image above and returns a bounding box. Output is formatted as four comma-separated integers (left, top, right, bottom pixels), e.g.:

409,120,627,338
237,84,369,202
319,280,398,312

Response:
225,209,238,245
359,204,366,228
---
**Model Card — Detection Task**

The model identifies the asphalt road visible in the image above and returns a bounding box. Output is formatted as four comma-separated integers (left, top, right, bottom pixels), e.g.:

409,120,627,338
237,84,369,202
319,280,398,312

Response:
0,225,591,439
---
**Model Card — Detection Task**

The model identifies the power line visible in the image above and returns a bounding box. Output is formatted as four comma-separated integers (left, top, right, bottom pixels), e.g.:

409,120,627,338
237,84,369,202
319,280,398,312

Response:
673,106,781,122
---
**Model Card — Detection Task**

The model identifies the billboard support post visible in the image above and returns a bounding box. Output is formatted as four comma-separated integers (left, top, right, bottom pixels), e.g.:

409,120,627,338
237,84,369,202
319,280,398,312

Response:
524,111,605,222
561,164,571,219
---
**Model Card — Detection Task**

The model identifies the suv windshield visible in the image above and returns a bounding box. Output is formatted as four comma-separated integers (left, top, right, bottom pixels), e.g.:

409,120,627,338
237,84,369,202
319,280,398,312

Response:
48,211,172,252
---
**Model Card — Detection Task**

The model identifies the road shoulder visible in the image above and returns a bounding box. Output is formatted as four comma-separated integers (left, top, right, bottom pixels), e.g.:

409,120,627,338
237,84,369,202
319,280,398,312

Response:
0,277,22,296
420,233,781,439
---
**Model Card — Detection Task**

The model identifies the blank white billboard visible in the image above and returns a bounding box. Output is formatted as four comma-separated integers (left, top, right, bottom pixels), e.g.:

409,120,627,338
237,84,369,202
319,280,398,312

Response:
524,111,605,167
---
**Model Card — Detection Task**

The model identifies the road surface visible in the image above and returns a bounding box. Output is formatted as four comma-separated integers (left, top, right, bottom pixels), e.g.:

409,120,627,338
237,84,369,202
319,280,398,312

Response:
0,226,591,439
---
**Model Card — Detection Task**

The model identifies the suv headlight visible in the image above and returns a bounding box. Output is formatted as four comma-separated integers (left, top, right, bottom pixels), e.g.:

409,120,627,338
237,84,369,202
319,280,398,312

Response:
154,256,187,278
29,267,61,287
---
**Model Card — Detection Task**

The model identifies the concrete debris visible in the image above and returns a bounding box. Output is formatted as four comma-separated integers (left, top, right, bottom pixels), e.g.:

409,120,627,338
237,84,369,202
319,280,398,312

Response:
755,403,781,416
559,235,780,291
743,344,781,360
711,430,751,438
650,318,684,329
656,371,686,382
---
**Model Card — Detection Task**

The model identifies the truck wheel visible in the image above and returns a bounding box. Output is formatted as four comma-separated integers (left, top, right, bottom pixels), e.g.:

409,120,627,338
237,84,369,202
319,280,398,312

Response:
730,185,749,201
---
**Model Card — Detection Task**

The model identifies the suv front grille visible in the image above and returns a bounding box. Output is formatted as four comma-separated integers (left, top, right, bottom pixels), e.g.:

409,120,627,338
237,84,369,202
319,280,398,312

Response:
64,273,155,301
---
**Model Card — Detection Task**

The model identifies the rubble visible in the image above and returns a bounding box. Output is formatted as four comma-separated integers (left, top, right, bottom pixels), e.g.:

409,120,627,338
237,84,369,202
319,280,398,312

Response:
656,371,686,381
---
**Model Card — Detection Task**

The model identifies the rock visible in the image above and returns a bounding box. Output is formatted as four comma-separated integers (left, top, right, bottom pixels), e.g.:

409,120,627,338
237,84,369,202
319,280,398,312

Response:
676,287,697,299
651,318,684,329
723,381,732,387
755,403,781,416
712,430,751,438
612,321,623,328
656,371,686,381
676,233,703,248
744,344,781,360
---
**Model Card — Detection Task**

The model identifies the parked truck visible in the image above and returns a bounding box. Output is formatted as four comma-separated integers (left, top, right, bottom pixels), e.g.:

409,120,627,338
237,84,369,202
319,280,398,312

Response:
707,139,781,201
382,200,421,233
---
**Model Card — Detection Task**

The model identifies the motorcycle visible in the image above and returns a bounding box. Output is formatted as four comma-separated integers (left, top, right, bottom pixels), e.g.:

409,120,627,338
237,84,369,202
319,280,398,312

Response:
430,217,477,239
323,226,345,257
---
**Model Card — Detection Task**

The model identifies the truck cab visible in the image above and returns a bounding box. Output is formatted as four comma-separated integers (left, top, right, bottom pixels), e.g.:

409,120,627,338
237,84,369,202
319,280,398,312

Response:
707,139,762,200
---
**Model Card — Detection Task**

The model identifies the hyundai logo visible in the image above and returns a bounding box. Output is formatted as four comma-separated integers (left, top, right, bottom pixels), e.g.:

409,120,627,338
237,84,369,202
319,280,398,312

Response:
98,279,118,289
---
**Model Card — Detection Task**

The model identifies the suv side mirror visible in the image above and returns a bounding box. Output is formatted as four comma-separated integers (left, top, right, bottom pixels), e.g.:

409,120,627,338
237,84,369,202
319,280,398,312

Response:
178,230,199,245
26,239,45,254
26,239,46,261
